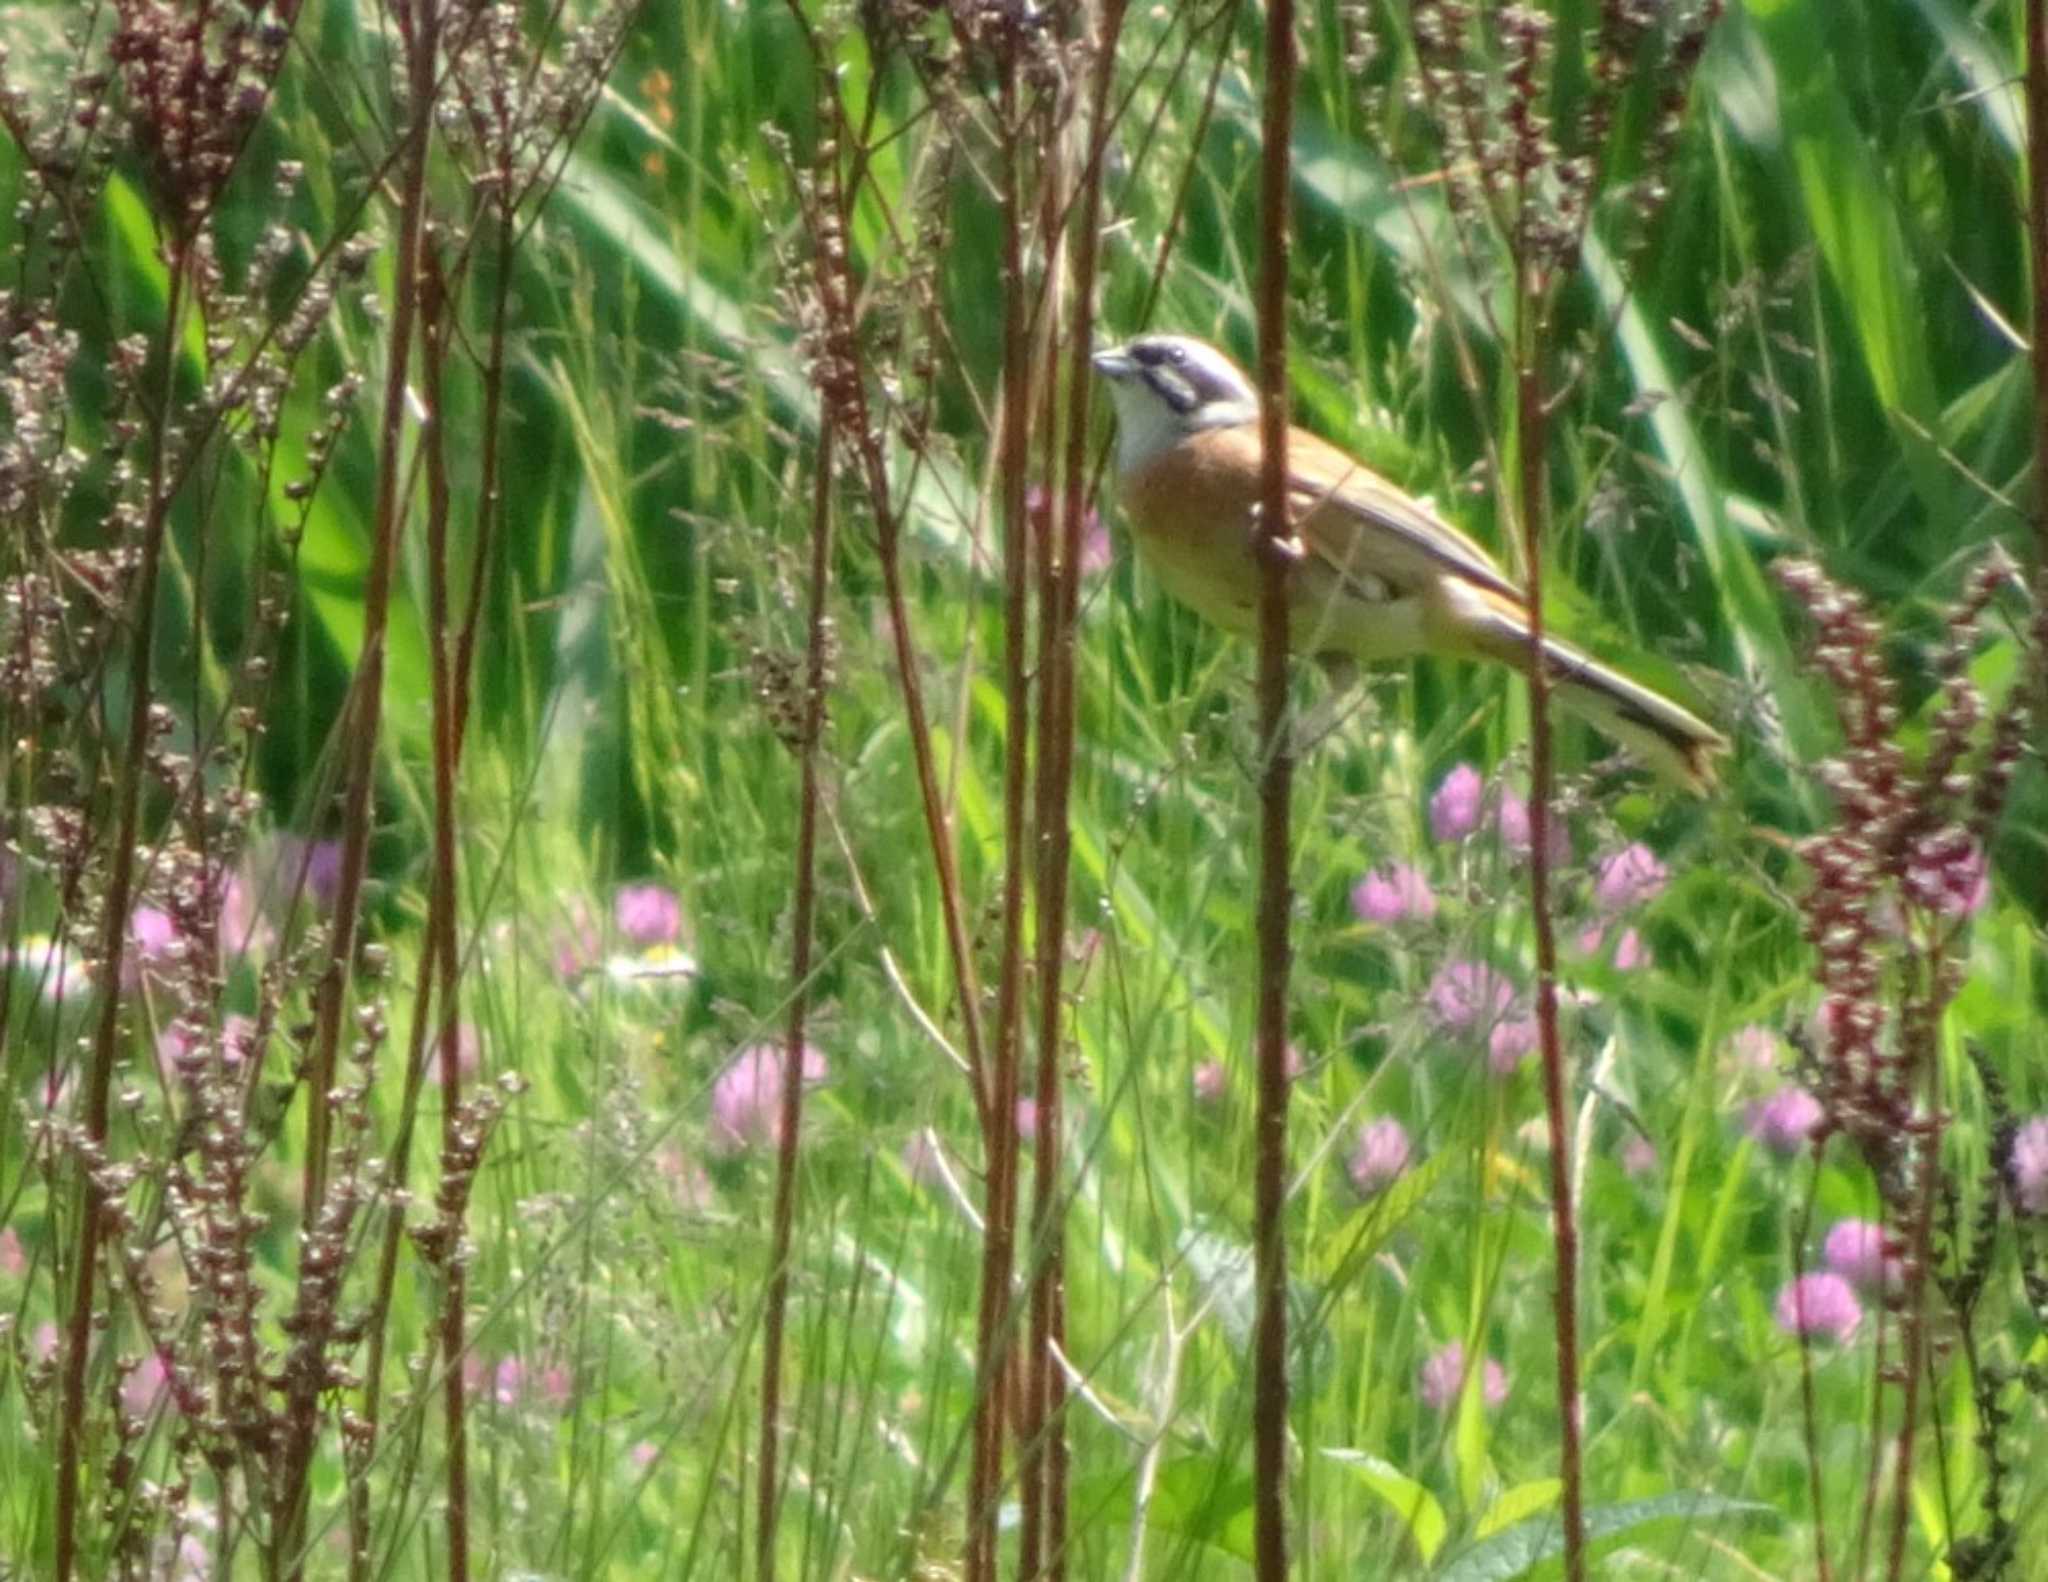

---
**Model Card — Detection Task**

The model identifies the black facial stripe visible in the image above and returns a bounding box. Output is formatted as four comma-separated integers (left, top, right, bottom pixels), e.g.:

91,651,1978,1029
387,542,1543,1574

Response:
1143,366,1199,413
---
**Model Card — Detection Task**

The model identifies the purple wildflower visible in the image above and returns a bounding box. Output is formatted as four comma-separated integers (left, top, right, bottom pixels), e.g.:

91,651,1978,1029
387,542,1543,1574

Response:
1487,1015,1539,1075
1822,1218,1901,1293
1425,960,1515,1034
709,1042,828,1154
1593,842,1668,911
282,838,345,910
122,1353,173,1417
614,882,683,949
1351,863,1437,925
1497,790,1570,865
1347,1119,1411,1194
1429,763,1484,842
1576,923,1650,970
1775,1272,1861,1342
1418,1341,1508,1411
1745,1086,1824,1157
1728,1024,1780,1074
2010,1116,2048,1215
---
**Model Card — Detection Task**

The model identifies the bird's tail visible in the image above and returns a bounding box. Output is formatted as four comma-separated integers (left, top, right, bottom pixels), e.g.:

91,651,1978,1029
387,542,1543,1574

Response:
1451,586,1727,793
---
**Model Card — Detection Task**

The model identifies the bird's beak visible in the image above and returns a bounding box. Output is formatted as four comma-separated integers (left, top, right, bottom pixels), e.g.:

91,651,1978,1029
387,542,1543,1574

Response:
1091,345,1136,380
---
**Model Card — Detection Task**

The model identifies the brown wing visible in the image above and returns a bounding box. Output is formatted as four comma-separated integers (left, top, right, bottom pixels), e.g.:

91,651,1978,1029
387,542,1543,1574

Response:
1282,427,1524,606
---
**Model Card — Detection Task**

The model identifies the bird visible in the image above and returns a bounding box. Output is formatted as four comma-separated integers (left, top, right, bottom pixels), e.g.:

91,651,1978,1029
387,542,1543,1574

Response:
1090,333,1726,791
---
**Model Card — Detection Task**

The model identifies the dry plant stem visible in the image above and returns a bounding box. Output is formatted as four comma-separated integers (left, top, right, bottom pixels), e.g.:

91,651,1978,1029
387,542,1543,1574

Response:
1515,296,1585,1578
755,406,837,1582
452,206,516,758
1790,1171,1834,1582
1883,1128,1942,1581
281,3,438,1565
1251,1,1296,1577
2031,0,2048,578
53,239,190,1582
1019,127,1066,1578
359,194,516,1492
969,39,1035,1582
1018,53,1087,1574
785,8,992,1145
420,259,472,1582
1023,11,1128,1571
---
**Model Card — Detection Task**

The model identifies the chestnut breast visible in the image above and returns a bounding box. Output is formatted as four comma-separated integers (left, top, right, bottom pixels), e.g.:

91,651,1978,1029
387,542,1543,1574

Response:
1118,423,1435,663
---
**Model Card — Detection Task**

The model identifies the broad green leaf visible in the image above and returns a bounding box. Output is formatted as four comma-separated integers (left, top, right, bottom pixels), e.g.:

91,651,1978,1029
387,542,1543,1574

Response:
1433,1490,1776,1581
1475,1479,1561,1540
1073,1455,1258,1562
1324,1450,1449,1563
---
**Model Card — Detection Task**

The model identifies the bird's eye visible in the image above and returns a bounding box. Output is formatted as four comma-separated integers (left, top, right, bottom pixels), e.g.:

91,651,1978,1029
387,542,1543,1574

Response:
1166,345,1187,366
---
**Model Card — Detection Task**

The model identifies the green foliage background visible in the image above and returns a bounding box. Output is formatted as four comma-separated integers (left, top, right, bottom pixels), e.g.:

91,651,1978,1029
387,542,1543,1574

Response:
1,0,2043,1576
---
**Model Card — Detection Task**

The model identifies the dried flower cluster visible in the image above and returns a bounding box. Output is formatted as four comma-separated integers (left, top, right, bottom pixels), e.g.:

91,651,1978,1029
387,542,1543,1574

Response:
1402,0,1726,289
1777,552,2041,1580
1776,552,2030,1195
2,1,634,1574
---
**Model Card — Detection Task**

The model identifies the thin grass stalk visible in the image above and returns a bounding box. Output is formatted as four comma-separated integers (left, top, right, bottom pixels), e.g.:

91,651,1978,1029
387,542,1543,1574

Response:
1514,222,1586,1582
52,229,189,1582
418,248,472,1582
754,400,837,1582
1250,2,1296,1576
968,31,1036,1579
279,4,438,1567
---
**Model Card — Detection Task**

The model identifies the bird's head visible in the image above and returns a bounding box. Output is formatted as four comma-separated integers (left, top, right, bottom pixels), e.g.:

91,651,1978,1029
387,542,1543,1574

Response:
1092,334,1258,473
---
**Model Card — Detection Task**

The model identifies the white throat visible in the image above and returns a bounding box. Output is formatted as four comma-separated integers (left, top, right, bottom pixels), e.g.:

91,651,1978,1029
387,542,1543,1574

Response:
1105,382,1254,475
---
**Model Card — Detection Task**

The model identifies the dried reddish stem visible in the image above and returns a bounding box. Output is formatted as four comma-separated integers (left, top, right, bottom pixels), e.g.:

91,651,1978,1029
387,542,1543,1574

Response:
1514,187,1586,1582
1788,1181,1836,1582
418,246,472,1582
969,38,1034,1581
756,406,836,1582
1018,160,1064,1582
782,7,992,1140
53,236,188,1582
1020,10,1128,1574
279,3,437,1566
2031,0,2048,579
1252,2,1297,1578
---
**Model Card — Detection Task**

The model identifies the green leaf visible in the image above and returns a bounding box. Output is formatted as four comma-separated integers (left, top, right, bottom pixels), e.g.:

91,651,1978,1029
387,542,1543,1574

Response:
1432,1490,1777,1581
1073,1455,1257,1562
1323,1450,1449,1563
1475,1480,1561,1540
